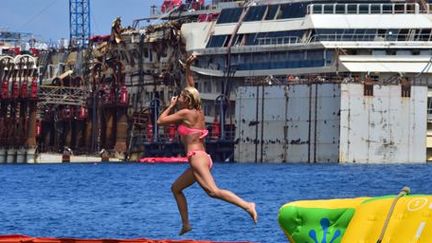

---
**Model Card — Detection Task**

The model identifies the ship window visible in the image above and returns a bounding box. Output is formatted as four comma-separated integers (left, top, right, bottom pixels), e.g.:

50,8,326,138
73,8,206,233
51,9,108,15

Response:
428,98,432,119
406,4,416,14
418,29,432,41
394,4,404,13
276,4,289,19
386,49,396,55
244,5,266,22
234,34,245,46
215,82,221,93
265,5,279,20
398,29,409,41
223,35,232,47
377,29,387,39
371,5,381,14
203,81,212,93
217,8,242,24
412,50,420,55
277,3,306,19
385,29,399,41
288,51,303,60
203,102,210,115
347,5,357,14
335,5,345,14
382,4,393,14
325,50,334,64
207,35,227,48
307,50,323,60
342,29,355,41
312,5,322,14
364,29,376,41
355,29,366,36
292,2,307,18
359,4,369,14
245,33,257,45
324,5,334,14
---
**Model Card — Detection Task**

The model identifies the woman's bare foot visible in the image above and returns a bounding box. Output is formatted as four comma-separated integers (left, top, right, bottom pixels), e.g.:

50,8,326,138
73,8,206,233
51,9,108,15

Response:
179,224,192,235
246,202,258,223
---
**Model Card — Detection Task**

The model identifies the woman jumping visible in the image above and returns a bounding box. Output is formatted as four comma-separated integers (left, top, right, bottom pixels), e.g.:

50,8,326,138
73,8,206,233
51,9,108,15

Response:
157,55,258,235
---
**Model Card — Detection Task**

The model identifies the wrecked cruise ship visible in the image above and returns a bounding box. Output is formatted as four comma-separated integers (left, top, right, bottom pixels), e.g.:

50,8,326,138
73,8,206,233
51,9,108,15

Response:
1,0,432,163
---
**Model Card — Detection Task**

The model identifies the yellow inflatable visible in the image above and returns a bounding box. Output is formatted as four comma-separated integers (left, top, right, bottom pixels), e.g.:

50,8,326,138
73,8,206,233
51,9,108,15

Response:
278,188,432,243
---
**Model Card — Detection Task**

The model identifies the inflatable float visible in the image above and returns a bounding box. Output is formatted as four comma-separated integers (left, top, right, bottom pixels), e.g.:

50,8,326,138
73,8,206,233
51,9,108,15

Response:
0,235,250,243
278,187,432,243
138,157,188,164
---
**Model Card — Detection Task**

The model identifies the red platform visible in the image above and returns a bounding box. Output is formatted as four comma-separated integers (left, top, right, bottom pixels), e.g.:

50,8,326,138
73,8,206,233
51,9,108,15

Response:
138,157,188,164
0,235,250,243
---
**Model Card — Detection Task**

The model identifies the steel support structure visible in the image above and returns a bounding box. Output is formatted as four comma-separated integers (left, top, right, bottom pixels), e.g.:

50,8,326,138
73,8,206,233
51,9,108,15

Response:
69,0,91,48
38,86,89,107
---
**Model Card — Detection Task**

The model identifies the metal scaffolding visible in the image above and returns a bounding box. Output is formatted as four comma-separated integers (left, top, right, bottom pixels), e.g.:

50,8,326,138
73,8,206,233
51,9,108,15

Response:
38,86,89,106
69,0,91,48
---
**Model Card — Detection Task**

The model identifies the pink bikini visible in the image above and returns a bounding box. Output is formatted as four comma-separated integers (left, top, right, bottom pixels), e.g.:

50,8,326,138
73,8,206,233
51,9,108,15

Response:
177,124,209,139
177,124,213,168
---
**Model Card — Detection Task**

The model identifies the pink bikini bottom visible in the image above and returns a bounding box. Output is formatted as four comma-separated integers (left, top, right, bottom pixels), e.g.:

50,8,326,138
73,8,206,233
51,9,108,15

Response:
186,150,213,169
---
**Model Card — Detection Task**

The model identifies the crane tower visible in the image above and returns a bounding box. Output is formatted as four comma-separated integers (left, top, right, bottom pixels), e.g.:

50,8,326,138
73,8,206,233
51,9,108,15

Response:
69,0,91,48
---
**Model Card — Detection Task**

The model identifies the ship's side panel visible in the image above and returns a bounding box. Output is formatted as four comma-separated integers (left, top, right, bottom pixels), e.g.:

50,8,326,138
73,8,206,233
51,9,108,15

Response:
369,85,398,162
314,83,341,162
235,83,341,163
339,83,366,162
234,86,261,163
285,84,312,163
410,86,427,162
261,86,286,163
339,83,427,163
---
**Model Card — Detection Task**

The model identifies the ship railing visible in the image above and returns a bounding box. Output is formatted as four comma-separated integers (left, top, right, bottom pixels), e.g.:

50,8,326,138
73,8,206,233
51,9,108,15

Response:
310,33,432,42
307,3,429,15
149,2,219,19
256,36,300,46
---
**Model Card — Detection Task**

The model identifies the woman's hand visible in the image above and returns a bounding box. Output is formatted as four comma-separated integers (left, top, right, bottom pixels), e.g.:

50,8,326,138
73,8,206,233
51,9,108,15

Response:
185,54,197,67
170,96,178,107
180,54,197,69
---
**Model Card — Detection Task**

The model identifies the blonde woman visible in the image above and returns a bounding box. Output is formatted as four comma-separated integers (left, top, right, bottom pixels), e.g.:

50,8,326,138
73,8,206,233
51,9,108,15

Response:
157,55,257,235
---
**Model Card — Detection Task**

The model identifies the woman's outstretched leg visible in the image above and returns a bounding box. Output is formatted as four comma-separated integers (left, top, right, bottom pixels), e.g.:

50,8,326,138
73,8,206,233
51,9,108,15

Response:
171,168,196,235
190,154,258,223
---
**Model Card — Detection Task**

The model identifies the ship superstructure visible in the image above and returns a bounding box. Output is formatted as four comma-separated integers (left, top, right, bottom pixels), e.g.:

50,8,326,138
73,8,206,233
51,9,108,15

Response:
179,0,432,163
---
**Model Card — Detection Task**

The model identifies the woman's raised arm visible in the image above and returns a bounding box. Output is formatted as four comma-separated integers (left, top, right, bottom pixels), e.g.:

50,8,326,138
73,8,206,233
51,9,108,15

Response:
157,96,186,125
183,54,197,87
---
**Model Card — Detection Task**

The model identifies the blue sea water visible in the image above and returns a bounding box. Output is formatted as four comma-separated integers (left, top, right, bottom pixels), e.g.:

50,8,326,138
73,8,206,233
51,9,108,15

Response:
0,162,431,243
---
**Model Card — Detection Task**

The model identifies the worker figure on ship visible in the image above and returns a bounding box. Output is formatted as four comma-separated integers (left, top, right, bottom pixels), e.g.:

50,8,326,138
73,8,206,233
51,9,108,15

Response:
157,54,257,235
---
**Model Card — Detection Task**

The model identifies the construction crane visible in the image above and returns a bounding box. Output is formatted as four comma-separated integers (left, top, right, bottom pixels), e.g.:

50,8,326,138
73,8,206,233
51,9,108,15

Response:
69,0,91,48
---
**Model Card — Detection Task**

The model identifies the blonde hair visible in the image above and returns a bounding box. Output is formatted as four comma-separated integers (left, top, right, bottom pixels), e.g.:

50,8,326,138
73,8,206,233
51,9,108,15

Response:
181,86,202,110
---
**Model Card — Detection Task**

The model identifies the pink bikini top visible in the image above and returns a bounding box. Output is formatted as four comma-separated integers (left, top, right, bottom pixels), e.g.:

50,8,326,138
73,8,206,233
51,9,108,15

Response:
177,124,208,139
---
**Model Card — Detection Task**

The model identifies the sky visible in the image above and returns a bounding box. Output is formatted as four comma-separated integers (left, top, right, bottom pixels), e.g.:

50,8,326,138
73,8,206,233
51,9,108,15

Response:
0,0,164,42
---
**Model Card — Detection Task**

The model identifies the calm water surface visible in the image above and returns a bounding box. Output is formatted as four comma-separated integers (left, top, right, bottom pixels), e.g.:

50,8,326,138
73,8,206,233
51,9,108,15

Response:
0,163,431,242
